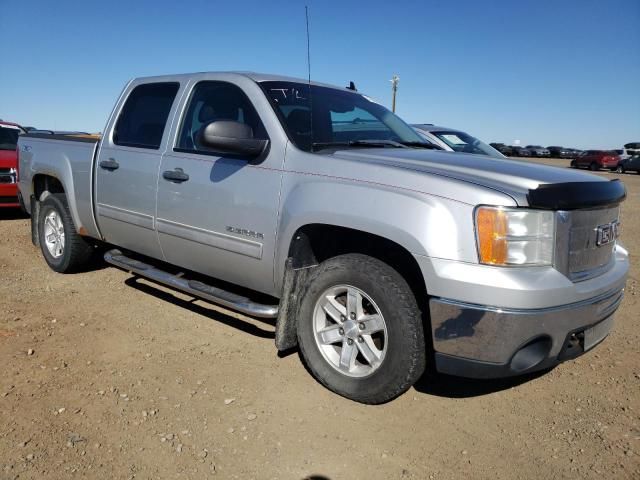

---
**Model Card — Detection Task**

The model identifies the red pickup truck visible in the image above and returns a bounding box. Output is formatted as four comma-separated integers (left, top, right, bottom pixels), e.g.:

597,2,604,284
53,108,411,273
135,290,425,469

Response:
0,121,26,208
572,150,620,171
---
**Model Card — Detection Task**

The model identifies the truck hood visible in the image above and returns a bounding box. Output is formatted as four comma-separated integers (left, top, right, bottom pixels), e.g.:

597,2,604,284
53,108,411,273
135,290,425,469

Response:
330,148,609,205
0,149,18,169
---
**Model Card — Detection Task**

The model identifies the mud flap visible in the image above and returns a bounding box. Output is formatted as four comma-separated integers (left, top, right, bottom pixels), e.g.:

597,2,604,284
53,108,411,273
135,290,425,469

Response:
275,258,315,351
30,194,39,247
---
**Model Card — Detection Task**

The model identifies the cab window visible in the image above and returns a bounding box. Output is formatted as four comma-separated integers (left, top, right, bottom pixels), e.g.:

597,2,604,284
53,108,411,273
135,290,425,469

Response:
176,81,267,154
113,83,179,149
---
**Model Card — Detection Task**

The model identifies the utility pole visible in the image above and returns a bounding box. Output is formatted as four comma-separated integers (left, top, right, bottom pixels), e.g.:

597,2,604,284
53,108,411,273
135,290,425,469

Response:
390,75,399,113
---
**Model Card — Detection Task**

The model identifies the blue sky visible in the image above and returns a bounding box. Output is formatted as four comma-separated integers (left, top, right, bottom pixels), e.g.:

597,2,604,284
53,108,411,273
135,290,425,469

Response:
1,0,638,149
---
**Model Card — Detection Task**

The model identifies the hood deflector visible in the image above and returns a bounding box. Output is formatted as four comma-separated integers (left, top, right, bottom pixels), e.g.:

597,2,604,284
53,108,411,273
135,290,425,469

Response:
527,180,626,210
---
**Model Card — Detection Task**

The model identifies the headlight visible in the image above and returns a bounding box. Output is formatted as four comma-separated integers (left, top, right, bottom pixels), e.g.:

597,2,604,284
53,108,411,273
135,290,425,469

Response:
475,206,555,266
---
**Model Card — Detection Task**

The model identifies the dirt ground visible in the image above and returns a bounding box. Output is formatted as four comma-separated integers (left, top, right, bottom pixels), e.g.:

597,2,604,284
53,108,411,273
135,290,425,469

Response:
1,158,638,480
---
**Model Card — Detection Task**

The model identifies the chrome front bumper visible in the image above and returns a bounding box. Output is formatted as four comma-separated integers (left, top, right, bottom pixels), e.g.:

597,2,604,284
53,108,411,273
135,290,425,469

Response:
429,287,624,378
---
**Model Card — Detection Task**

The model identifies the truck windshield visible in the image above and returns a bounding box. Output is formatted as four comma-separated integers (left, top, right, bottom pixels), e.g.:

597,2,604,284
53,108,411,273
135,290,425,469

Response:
0,126,21,151
260,81,425,152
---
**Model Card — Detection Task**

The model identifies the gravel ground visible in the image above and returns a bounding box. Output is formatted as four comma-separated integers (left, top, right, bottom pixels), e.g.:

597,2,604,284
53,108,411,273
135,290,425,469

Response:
0,158,638,479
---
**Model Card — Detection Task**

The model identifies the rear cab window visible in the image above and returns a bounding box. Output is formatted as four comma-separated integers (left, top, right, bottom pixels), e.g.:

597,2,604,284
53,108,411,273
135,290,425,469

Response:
113,83,180,149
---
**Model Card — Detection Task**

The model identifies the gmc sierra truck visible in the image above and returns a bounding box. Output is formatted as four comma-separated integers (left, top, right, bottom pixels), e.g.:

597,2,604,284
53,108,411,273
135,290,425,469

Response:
18,72,629,404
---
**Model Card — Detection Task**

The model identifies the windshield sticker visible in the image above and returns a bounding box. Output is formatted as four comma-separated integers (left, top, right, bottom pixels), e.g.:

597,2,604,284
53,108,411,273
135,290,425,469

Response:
269,88,308,103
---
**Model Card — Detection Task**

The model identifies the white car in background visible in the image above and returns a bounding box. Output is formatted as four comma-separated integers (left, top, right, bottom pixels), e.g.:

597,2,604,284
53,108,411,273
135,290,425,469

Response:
411,124,505,159
613,147,634,161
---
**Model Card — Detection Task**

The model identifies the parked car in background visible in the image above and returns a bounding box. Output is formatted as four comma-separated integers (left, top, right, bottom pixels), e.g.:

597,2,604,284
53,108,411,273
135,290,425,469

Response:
0,121,26,208
489,143,514,156
412,124,504,158
525,145,550,157
511,146,532,157
566,148,583,158
613,149,630,161
571,150,620,170
624,142,640,156
547,146,573,158
615,155,640,174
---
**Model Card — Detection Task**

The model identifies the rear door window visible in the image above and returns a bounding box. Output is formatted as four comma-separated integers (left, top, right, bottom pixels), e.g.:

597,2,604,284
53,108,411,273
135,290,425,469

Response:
113,83,179,149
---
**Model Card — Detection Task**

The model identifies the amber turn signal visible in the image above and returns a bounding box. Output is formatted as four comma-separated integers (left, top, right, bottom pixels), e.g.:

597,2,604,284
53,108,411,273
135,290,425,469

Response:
476,207,508,265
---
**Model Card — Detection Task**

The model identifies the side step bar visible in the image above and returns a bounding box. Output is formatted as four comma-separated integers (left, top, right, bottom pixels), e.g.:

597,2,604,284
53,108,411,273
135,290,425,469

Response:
104,249,279,318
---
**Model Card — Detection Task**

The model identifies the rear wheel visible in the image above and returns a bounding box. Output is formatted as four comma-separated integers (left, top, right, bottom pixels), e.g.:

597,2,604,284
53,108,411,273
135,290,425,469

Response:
616,165,625,174
297,254,426,404
38,193,93,273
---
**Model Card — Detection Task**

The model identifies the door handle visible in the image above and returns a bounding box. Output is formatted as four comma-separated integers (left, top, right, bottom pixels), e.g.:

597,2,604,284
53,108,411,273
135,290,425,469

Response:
99,158,119,170
162,168,189,183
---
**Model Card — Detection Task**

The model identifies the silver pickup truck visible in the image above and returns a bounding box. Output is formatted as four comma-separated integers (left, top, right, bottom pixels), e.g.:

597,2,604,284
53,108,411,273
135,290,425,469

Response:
18,72,629,404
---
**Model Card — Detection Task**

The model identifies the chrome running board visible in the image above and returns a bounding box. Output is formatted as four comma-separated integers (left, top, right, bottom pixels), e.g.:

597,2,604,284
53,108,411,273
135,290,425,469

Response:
104,249,278,318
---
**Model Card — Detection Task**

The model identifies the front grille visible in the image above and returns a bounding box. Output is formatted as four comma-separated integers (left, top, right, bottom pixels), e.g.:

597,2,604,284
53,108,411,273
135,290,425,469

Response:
556,206,619,281
0,168,16,184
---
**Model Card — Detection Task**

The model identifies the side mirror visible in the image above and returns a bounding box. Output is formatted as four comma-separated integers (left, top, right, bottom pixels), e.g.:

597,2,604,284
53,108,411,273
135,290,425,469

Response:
197,121,268,159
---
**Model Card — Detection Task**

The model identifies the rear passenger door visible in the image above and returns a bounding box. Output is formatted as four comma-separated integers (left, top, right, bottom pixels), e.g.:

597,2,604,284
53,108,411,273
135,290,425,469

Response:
95,82,180,260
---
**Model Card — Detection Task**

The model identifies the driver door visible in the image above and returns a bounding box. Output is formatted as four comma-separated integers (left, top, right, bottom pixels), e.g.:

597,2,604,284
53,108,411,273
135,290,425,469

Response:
156,80,282,295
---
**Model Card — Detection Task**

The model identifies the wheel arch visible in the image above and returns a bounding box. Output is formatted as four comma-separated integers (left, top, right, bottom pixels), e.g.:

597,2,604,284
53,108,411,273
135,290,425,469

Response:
33,173,65,201
283,223,428,307
32,173,86,236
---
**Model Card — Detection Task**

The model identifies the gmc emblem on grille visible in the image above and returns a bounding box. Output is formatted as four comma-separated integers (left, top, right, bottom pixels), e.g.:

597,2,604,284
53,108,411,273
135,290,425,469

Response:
596,221,620,247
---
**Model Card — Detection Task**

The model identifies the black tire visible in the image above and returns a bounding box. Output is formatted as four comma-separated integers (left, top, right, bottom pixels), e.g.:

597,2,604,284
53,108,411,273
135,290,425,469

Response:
297,254,426,404
38,193,93,273
570,160,576,168
589,162,598,171
615,165,625,174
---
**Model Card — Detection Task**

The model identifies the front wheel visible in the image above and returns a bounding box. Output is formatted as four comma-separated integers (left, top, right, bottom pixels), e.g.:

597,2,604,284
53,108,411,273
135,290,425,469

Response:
297,254,426,404
38,193,93,273
589,162,598,171
616,165,625,174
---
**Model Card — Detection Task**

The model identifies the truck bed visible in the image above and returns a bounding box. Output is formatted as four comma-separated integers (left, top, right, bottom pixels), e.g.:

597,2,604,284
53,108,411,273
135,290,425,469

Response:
18,133,102,239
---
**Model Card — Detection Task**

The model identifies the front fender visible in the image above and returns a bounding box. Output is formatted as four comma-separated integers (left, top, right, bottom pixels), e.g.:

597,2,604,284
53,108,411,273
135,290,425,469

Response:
274,172,480,291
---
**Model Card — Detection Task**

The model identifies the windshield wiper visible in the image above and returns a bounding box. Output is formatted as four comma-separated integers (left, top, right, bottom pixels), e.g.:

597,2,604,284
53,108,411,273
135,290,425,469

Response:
399,141,443,150
311,139,409,151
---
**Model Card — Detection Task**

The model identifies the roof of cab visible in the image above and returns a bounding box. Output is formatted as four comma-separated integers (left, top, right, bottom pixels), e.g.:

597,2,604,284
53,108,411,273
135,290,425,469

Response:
131,71,353,92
